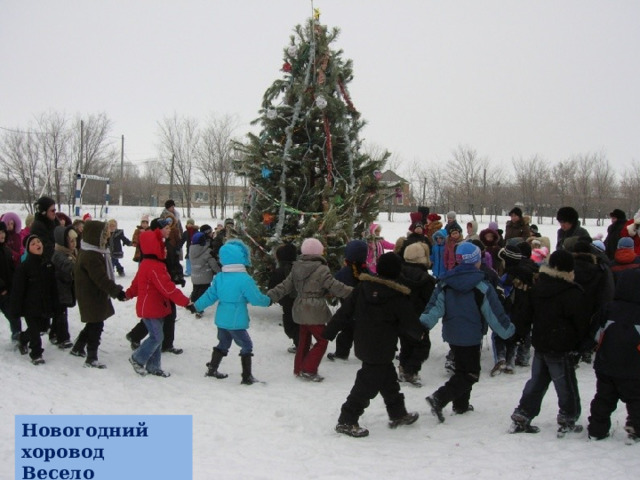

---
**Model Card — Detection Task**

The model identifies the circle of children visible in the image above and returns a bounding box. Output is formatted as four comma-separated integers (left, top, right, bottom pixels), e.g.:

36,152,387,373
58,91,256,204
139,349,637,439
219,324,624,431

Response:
1,199,639,442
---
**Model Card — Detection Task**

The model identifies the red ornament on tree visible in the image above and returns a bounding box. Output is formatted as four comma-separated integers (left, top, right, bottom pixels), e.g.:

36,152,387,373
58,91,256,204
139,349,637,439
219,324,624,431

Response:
282,62,292,72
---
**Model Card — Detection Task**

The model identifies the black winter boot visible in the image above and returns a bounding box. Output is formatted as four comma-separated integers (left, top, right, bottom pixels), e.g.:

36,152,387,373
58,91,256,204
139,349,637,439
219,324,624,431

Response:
205,348,228,379
241,354,258,385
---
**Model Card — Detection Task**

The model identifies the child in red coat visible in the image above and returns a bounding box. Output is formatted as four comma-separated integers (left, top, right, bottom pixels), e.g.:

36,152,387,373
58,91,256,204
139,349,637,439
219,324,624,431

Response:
126,228,194,377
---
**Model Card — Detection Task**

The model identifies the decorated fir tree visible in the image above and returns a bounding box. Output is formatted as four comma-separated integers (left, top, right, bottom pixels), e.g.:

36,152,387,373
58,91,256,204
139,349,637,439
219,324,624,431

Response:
234,12,388,285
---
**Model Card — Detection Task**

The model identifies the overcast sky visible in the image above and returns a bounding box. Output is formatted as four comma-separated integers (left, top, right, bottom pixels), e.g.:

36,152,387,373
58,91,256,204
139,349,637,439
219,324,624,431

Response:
1,0,638,174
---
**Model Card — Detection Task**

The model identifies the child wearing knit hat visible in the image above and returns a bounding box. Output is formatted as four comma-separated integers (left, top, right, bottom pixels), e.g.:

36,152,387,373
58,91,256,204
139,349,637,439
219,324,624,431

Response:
268,237,353,382
421,242,514,422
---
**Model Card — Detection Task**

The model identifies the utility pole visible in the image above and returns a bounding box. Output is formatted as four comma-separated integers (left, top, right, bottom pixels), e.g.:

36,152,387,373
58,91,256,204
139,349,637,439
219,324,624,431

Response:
119,135,124,206
169,154,175,199
79,120,84,174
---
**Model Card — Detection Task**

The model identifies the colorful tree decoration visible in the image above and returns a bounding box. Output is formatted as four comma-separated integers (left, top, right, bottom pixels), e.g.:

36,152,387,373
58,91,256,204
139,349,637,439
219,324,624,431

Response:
233,15,388,286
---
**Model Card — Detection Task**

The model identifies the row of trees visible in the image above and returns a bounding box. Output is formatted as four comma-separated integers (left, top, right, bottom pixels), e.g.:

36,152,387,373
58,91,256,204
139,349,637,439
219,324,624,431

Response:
2,112,638,223
407,145,640,224
0,112,118,211
0,111,240,218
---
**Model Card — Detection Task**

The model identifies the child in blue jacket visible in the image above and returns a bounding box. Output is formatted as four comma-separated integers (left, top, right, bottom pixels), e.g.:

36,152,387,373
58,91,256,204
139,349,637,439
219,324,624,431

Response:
194,239,271,385
430,229,447,278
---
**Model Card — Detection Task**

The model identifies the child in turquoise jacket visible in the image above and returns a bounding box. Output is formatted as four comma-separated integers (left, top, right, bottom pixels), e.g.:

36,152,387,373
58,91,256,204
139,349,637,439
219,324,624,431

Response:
194,239,271,384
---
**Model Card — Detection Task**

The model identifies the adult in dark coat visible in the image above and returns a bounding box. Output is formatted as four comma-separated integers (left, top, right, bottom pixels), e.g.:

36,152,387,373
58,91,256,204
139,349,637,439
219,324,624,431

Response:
10,235,58,363
555,206,590,251
511,250,587,433
29,196,60,261
324,253,422,437
587,268,640,441
604,209,627,261
505,207,531,242
71,220,126,367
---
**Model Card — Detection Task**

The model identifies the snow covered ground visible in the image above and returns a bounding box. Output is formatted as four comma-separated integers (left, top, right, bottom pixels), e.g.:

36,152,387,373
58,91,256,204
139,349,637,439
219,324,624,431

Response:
0,204,636,479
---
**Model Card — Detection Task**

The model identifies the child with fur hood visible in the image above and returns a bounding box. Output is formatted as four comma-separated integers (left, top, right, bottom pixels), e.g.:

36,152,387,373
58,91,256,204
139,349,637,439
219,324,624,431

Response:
195,239,271,385
510,250,587,434
426,214,443,241
324,252,423,437
268,238,353,382
480,227,503,274
465,220,480,241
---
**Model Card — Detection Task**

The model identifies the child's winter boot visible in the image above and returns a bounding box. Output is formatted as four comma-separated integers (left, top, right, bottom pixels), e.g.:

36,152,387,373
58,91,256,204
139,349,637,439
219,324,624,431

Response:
240,353,258,385
205,348,228,379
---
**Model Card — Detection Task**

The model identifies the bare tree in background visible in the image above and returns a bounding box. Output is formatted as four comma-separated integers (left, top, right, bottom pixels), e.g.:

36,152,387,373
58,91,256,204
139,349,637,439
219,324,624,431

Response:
447,145,488,220
591,153,615,225
69,113,118,206
35,111,72,208
0,129,41,211
619,160,640,215
552,160,576,213
138,160,166,207
571,154,595,223
512,155,552,220
158,114,199,217
199,114,239,219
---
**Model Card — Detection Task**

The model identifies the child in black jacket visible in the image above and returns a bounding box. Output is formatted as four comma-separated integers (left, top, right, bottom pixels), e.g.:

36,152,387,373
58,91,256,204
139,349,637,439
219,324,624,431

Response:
587,268,640,443
107,219,132,277
323,253,422,437
397,242,436,386
268,243,298,353
10,235,58,364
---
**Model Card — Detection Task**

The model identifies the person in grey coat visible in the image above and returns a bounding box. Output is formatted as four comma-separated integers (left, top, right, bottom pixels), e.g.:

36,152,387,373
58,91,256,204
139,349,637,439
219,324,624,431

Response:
268,238,353,382
189,224,220,317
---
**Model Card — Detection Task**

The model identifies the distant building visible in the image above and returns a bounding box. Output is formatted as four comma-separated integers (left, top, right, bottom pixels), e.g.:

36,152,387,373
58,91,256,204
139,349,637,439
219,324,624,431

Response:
378,170,415,210
154,184,248,208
